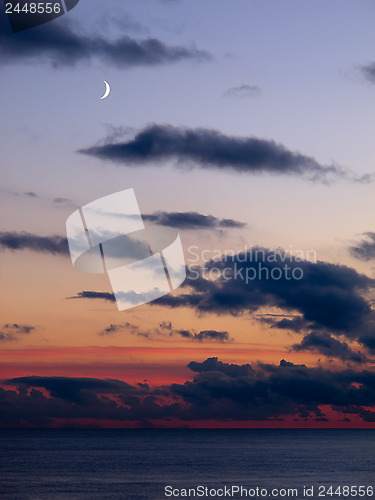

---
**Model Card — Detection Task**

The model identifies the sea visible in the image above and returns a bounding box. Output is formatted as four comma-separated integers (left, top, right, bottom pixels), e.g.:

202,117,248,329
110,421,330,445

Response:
0,429,374,500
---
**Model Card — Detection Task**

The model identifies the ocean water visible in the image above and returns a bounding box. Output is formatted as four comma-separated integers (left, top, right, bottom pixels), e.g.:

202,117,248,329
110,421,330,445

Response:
0,429,374,499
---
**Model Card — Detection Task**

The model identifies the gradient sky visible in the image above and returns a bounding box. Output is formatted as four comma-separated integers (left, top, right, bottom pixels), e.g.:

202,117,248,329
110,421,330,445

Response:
1,0,375,428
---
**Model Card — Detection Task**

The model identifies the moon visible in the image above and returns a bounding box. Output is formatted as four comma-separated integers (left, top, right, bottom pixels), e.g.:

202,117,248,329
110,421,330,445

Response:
101,81,111,100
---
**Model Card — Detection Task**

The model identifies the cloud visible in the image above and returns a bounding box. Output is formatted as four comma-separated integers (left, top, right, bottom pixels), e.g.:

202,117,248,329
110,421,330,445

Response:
5,376,139,404
349,232,375,261
143,211,246,230
78,124,355,183
360,62,375,83
291,332,368,364
0,208,237,258
0,17,210,67
69,290,116,302
98,321,231,343
187,357,253,377
68,248,375,355
222,84,261,99
157,250,374,323
0,323,35,342
0,231,69,255
258,315,312,332
176,329,231,342
99,322,151,339
1,188,78,209
1,359,375,427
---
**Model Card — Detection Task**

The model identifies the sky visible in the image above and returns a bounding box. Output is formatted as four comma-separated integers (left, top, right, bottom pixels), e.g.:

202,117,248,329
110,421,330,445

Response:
0,0,375,428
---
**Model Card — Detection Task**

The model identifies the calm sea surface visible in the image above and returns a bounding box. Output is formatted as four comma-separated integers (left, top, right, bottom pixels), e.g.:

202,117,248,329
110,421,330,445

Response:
0,429,374,500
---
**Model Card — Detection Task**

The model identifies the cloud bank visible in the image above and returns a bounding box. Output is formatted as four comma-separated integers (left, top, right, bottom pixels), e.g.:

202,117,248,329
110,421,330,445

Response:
1,358,374,427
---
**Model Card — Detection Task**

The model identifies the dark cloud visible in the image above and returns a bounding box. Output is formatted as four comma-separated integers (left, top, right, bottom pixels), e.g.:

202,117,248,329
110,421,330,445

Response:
98,321,231,343
69,290,115,302
156,250,375,333
143,211,246,230
257,315,311,332
349,232,375,261
0,323,35,342
0,17,209,67
222,84,261,98
291,332,368,364
70,248,375,353
99,322,151,339
176,329,231,342
0,231,69,255
78,124,357,183
360,62,375,83
1,208,235,258
1,359,375,427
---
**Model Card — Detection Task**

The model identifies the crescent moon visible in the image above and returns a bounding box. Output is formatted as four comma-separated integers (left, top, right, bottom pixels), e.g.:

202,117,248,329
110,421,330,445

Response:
101,80,111,100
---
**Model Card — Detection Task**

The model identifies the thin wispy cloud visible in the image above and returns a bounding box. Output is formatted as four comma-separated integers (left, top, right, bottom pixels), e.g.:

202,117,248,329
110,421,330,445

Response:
222,84,261,99
360,62,375,84
0,323,35,342
1,188,78,209
97,321,232,343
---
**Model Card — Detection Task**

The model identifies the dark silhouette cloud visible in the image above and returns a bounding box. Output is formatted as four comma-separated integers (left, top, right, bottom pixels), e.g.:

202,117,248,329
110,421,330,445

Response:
69,248,375,354
257,315,311,332
98,321,231,343
6,376,139,404
0,17,209,67
98,322,152,339
78,124,355,183
155,251,375,334
360,62,375,83
349,232,375,261
222,84,261,98
1,358,375,427
70,290,115,302
187,357,253,377
0,323,35,342
0,231,69,255
291,332,367,364
143,211,246,230
176,329,231,342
